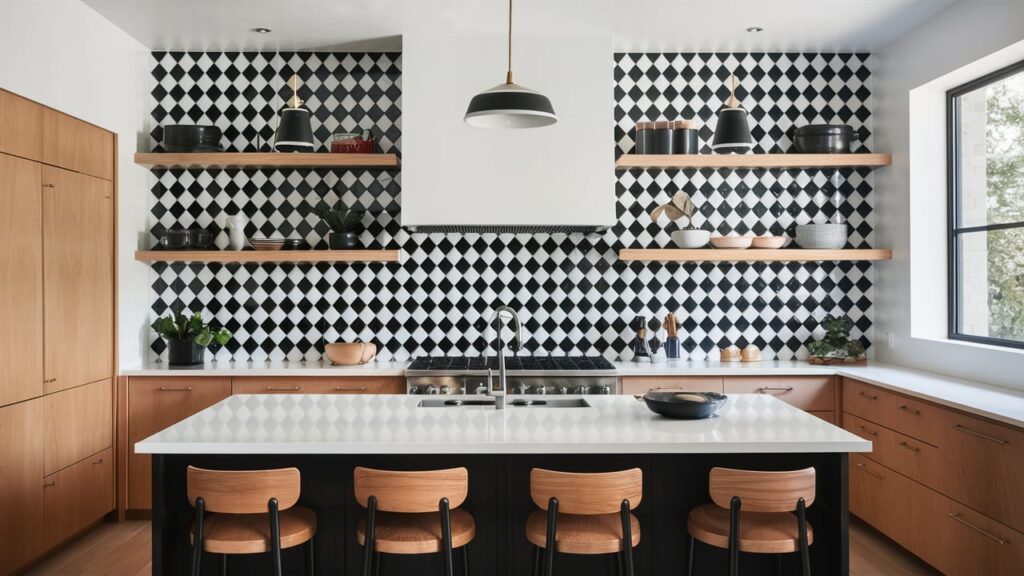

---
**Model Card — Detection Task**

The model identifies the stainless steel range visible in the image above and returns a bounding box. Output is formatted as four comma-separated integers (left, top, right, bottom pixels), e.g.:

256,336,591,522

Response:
405,355,619,395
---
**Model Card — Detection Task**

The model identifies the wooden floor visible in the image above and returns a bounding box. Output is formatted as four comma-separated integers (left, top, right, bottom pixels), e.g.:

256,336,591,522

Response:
25,517,938,575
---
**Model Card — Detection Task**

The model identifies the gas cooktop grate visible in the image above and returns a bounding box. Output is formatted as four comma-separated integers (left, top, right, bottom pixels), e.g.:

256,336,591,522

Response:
407,356,615,371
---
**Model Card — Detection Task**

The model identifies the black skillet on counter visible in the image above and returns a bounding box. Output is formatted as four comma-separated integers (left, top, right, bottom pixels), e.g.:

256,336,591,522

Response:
637,391,728,419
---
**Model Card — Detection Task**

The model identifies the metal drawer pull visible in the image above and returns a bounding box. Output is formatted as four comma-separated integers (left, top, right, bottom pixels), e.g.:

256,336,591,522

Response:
758,386,794,392
858,391,879,400
856,463,883,479
92,458,104,464
266,386,301,391
43,183,55,188
948,512,1007,545
334,386,368,392
159,386,192,392
898,405,920,415
858,425,878,437
44,378,57,383
951,424,1009,445
897,441,920,453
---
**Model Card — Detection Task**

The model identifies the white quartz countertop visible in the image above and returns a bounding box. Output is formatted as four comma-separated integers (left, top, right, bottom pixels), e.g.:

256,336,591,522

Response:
135,393,871,455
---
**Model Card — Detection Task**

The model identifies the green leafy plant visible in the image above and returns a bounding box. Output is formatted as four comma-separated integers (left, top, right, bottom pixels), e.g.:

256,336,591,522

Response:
650,191,699,230
152,311,231,348
310,201,365,233
806,315,866,359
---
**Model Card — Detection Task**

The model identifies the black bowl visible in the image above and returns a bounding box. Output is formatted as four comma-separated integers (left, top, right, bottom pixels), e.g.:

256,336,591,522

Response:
640,391,728,419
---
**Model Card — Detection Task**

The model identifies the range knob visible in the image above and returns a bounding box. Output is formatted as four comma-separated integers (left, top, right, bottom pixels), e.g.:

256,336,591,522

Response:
600,385,612,395
440,385,450,395
536,385,548,395
576,385,591,395
426,385,439,395
557,386,569,395
408,386,422,394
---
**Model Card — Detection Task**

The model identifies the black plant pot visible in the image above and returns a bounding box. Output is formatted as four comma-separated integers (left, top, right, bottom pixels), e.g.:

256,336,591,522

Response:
167,338,205,366
329,232,359,250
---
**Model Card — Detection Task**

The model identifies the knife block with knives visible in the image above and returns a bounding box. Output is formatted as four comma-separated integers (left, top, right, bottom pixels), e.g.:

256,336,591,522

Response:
664,312,681,359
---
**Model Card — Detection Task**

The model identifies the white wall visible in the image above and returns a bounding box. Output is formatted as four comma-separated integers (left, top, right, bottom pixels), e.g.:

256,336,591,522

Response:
0,0,152,370
873,0,1024,390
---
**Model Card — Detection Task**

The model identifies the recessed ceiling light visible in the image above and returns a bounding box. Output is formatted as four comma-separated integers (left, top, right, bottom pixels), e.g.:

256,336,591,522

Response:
251,27,273,34
746,26,764,33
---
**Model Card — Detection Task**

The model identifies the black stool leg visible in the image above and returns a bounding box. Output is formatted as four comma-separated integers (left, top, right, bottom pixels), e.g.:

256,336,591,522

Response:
532,545,541,576
461,543,469,576
221,554,227,576
191,497,205,576
544,498,558,576
374,551,382,576
619,500,634,576
687,535,695,576
362,496,377,576
797,497,811,576
268,498,282,576
305,536,315,576
440,497,454,576
728,497,741,576
776,553,783,576
615,551,624,576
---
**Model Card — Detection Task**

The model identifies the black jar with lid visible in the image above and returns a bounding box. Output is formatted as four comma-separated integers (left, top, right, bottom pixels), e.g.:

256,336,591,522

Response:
653,121,674,154
635,121,656,154
672,120,699,154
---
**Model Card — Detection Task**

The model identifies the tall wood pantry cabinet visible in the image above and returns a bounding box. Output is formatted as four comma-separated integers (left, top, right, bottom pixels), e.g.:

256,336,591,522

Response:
0,88,116,574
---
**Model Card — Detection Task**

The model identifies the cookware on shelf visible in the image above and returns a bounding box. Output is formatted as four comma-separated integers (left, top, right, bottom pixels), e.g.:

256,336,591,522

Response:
637,391,728,419
792,124,860,154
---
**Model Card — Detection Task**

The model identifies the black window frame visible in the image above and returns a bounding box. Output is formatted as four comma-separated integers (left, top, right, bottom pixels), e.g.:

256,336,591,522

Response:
947,58,1024,351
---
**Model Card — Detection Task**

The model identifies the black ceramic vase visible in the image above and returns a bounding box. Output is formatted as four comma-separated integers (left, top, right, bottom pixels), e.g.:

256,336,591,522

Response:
167,338,205,366
329,232,359,250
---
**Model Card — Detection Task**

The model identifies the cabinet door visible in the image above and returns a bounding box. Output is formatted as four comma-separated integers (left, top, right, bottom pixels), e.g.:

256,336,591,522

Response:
128,377,231,510
76,122,114,180
0,154,43,407
42,167,114,394
0,399,45,575
620,376,723,395
231,376,406,394
43,447,114,549
849,454,915,548
43,379,112,476
0,90,43,161
41,108,79,171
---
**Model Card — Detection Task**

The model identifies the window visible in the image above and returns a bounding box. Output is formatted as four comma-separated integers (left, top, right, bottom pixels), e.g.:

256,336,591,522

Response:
949,60,1024,349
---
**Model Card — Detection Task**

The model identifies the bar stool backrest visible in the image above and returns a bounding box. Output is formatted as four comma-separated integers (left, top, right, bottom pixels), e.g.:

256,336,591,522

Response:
353,466,469,513
708,467,816,512
530,468,643,514
186,466,301,513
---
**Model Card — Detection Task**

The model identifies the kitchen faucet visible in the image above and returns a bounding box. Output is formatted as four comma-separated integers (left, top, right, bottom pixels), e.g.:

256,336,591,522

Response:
487,305,522,410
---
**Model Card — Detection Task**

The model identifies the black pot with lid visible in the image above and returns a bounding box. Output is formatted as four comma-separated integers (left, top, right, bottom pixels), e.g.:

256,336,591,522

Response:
792,124,862,154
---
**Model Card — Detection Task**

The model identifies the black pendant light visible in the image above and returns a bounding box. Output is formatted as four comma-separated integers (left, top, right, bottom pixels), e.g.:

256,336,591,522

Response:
274,74,315,152
464,0,557,129
711,75,753,153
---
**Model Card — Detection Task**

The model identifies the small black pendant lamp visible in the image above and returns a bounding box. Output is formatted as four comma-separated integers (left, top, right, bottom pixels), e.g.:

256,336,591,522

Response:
711,75,753,154
464,0,557,129
274,74,315,152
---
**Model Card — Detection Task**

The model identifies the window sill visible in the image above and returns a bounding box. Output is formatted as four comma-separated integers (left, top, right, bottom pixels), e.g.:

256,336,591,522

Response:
913,336,1024,356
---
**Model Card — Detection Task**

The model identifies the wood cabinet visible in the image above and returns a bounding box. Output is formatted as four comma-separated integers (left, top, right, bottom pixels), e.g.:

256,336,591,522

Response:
844,412,942,488
76,121,115,180
42,166,114,394
41,108,79,171
620,376,723,395
127,377,232,510
842,377,943,445
849,453,915,549
723,376,835,412
43,379,112,476
0,399,45,575
0,153,43,407
43,447,114,549
231,376,406,395
0,89,43,161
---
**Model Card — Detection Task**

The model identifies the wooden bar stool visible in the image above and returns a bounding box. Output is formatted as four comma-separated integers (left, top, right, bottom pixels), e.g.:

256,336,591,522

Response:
187,466,317,576
686,467,815,576
526,468,642,576
353,466,475,576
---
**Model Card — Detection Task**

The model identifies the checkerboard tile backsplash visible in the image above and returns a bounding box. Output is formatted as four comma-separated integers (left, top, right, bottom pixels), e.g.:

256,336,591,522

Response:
148,51,876,362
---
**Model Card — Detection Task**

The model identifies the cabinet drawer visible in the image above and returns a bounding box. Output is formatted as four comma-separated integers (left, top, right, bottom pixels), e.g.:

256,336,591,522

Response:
231,377,405,395
849,453,915,547
620,376,723,395
41,108,78,171
844,413,942,488
724,376,834,411
0,90,43,161
76,122,114,180
43,379,112,475
128,377,231,510
43,447,113,549
841,378,943,445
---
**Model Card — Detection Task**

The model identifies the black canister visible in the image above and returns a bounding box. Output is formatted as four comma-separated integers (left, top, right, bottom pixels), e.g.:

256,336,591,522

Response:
653,121,674,154
635,121,656,154
672,120,699,154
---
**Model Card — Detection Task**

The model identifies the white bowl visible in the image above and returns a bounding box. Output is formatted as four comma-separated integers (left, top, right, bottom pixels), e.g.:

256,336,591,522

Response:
671,229,711,248
795,224,847,249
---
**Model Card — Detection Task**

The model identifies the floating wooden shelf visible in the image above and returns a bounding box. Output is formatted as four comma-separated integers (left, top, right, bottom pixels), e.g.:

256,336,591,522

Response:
615,153,891,170
619,248,893,262
135,249,402,264
134,152,400,169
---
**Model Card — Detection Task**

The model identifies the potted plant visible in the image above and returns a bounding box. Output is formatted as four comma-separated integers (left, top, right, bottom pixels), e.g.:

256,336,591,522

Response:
311,201,365,249
806,315,867,365
650,191,711,248
152,311,231,366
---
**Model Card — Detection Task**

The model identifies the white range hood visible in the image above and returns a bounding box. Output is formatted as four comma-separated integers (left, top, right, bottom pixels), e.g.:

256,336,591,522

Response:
400,34,615,233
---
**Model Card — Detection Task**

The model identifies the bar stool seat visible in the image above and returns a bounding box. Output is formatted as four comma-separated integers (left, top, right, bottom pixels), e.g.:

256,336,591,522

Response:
357,509,476,554
687,504,814,554
526,509,640,554
192,507,317,554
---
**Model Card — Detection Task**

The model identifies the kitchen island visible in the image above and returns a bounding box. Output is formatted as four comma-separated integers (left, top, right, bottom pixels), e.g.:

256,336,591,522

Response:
137,393,870,575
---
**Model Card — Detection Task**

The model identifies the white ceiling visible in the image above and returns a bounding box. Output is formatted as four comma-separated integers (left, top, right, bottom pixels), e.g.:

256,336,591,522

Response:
83,0,956,52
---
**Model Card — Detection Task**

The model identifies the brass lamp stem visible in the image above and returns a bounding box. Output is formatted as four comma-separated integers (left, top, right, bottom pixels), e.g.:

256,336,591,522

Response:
286,74,303,108
726,74,739,108
506,0,513,84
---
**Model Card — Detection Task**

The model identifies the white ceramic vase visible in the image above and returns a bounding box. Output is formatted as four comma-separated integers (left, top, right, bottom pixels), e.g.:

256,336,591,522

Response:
225,214,247,251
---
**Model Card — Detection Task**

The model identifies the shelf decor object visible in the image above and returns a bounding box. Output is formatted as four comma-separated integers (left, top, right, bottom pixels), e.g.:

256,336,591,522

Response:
618,248,892,262
273,75,315,152
711,75,753,153
614,153,891,170
135,249,402,264
464,0,557,129
134,152,399,169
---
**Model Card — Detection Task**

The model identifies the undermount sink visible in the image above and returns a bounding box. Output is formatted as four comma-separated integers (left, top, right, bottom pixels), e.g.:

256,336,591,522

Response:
417,398,591,408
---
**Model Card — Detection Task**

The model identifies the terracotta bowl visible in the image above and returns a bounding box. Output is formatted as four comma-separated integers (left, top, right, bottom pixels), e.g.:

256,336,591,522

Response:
751,236,787,249
710,236,753,249
325,342,377,365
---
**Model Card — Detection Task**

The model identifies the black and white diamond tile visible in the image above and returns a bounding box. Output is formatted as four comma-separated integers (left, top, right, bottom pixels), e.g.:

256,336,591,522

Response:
149,52,874,363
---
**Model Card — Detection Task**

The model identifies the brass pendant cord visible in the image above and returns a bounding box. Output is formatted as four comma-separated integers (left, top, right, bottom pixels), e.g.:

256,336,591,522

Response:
506,0,514,84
